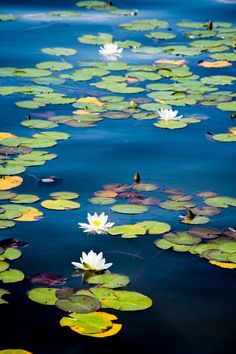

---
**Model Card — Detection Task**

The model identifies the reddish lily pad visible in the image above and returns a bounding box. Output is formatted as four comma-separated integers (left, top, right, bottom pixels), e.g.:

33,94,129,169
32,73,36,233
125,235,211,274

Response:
29,273,67,286
187,227,221,239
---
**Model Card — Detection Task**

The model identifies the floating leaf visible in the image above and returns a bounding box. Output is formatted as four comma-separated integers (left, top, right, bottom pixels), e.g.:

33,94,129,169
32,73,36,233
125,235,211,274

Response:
0,351,32,354
180,216,209,224
36,61,73,71
30,273,67,286
204,196,236,208
0,248,21,261
41,199,81,210
10,194,40,204
28,287,59,305
0,220,15,230
164,232,201,245
111,204,148,214
188,226,221,239
159,200,195,210
21,120,58,129
56,295,101,313
0,269,24,283
0,288,10,304
120,19,168,31
108,224,147,238
60,311,122,337
89,197,116,205
15,207,43,222
132,183,158,192
50,191,79,200
87,273,130,289
198,60,231,68
0,176,23,191
41,47,77,56
0,261,9,272
209,260,236,269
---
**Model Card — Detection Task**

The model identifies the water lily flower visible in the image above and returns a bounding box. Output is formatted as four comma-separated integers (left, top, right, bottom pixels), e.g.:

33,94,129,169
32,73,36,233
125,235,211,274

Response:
78,212,114,234
99,43,123,61
157,108,183,121
71,250,113,271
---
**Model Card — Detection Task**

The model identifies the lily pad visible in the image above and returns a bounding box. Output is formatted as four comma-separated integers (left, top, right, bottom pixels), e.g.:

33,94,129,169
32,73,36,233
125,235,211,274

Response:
28,287,59,305
50,192,79,200
41,199,81,210
111,204,148,214
0,288,10,304
89,197,116,205
41,47,77,56
10,194,40,204
108,224,147,238
87,273,130,289
21,120,58,129
132,183,158,192
56,295,101,313
204,196,236,208
0,269,24,283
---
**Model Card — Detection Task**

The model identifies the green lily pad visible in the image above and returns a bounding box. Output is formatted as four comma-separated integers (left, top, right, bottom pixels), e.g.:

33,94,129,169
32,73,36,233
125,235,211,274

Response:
50,192,79,200
218,242,236,253
79,288,152,311
0,220,15,229
56,295,101,313
0,261,9,272
33,131,70,141
159,200,195,210
145,31,176,40
228,253,236,264
202,249,230,262
87,273,130,289
89,197,116,205
10,194,40,204
0,248,21,261
137,221,171,234
108,224,147,238
164,232,201,245
60,310,119,336
41,47,77,56
79,32,113,45
154,120,187,129
0,288,10,304
36,61,73,71
180,216,209,224
28,287,59,305
132,183,158,192
216,101,236,111
0,269,24,283
111,204,148,214
204,196,236,208
0,14,17,21
21,120,58,129
120,19,168,31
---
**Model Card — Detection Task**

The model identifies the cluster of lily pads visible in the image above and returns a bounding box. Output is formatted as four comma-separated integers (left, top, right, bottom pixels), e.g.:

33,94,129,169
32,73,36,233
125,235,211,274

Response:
88,182,236,225
0,7,235,134
0,240,25,305
28,262,152,338
155,226,236,269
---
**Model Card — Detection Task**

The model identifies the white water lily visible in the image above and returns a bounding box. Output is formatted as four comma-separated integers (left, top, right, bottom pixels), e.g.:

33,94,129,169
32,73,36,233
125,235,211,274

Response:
78,212,114,234
71,250,113,271
157,108,183,121
99,43,123,61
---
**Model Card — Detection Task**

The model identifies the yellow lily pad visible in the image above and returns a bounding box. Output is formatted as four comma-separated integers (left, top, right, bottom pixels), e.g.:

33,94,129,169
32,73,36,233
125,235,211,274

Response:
0,176,23,191
41,199,81,210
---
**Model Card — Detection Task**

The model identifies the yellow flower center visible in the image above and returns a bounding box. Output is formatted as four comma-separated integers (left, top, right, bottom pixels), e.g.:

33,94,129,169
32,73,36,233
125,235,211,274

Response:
93,219,102,227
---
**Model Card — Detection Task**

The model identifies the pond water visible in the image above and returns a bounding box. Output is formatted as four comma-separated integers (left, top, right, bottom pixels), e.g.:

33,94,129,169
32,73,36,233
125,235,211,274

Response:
0,0,236,353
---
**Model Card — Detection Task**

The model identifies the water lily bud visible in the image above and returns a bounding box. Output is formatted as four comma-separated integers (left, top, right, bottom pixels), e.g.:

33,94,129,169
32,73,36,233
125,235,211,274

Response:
108,1,112,5
27,114,31,120
231,112,236,119
207,21,213,30
187,209,195,221
130,100,138,109
134,172,141,183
